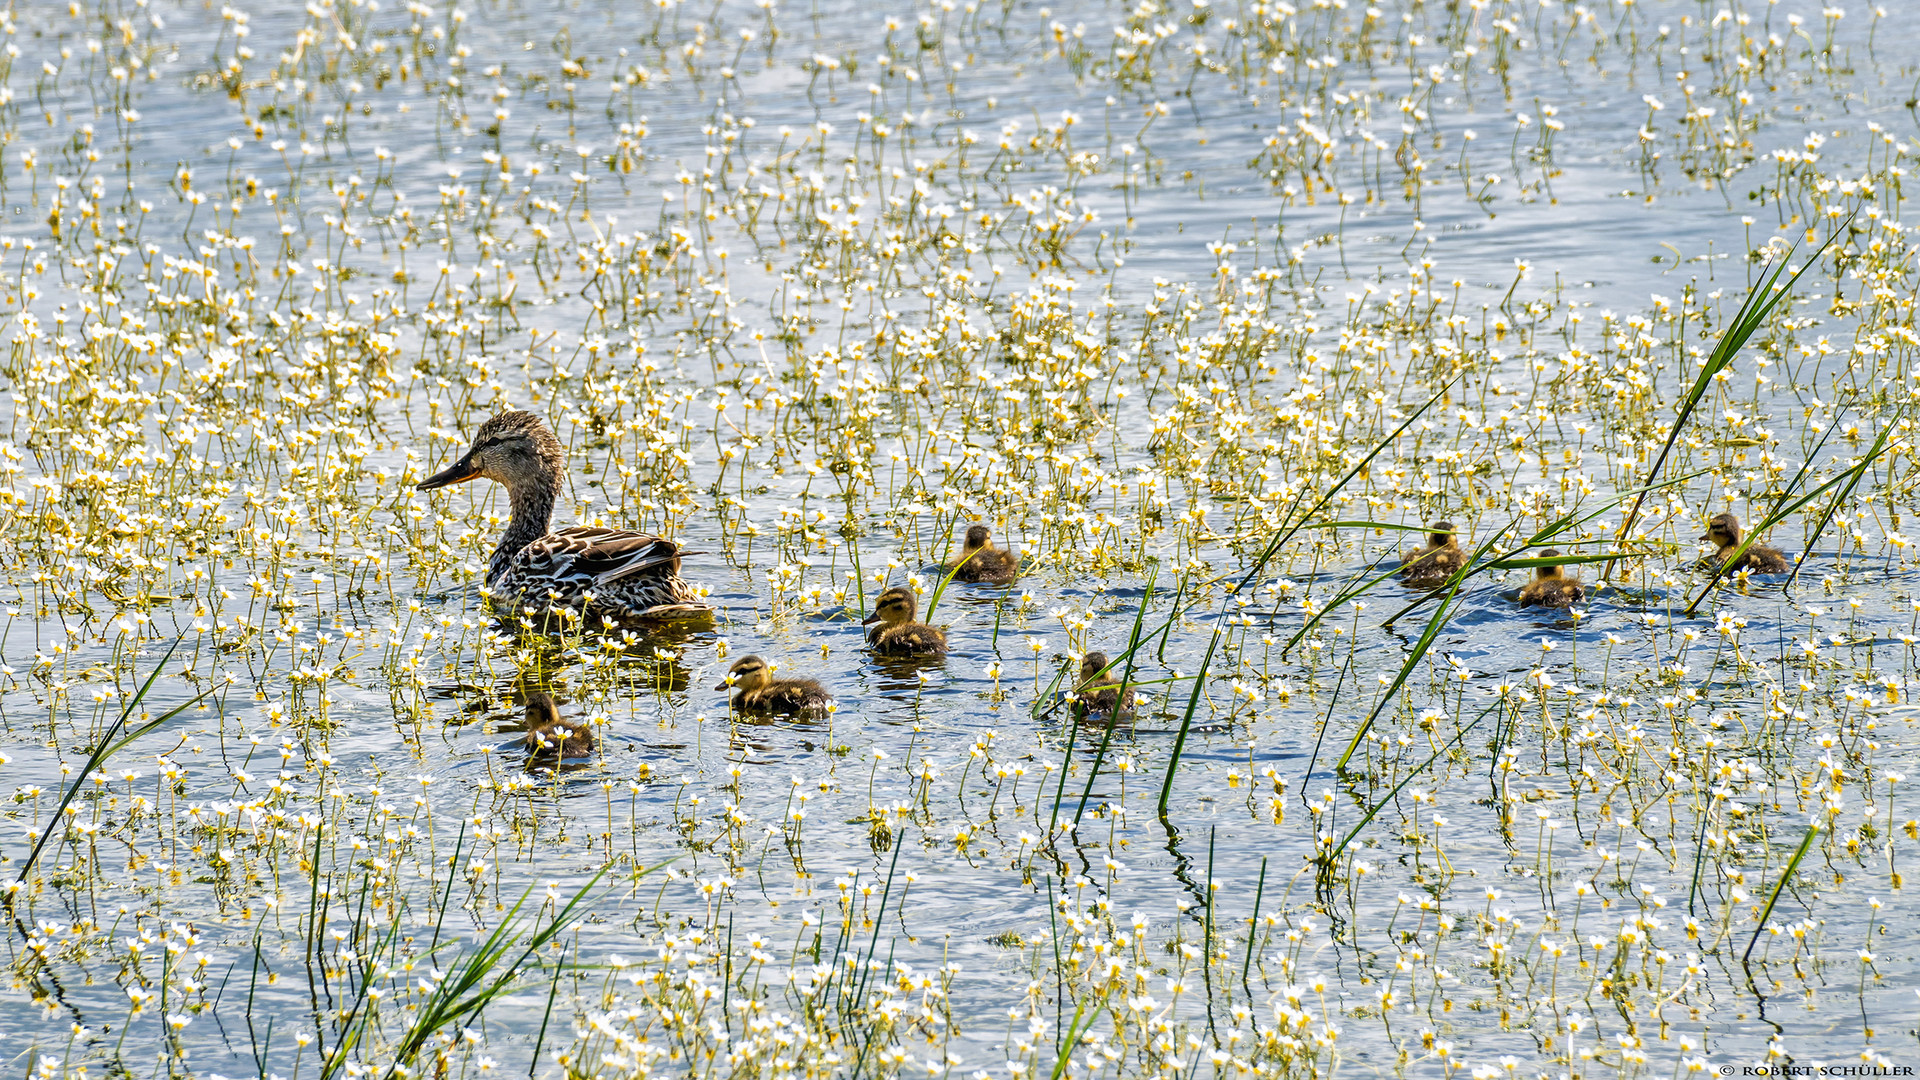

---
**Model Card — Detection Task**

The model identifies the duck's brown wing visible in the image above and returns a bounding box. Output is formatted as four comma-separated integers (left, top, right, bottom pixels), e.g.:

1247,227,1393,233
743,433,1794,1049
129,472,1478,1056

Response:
523,527,684,588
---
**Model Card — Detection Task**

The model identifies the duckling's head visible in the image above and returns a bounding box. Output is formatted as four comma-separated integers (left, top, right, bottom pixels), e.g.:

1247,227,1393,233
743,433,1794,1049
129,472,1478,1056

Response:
718,655,772,693
522,692,571,756
418,411,564,493
524,691,561,728
1534,549,1565,581
963,523,993,550
862,586,918,627
1080,651,1113,683
1701,512,1741,548
1429,521,1457,548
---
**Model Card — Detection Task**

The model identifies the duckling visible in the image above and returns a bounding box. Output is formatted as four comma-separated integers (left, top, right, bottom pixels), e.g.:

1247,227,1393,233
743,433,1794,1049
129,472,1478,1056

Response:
717,655,833,714
1701,512,1792,574
949,524,1019,585
1517,549,1586,609
1073,651,1137,718
861,586,949,656
521,692,595,763
1400,521,1465,586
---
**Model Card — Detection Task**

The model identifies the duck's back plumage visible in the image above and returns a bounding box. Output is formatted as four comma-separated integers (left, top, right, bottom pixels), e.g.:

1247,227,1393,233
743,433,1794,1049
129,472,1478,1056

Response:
1518,578,1585,608
1076,678,1136,717
952,548,1019,585
869,623,949,656
739,679,834,713
1400,545,1463,585
496,527,706,618
1718,543,1792,575
525,722,595,762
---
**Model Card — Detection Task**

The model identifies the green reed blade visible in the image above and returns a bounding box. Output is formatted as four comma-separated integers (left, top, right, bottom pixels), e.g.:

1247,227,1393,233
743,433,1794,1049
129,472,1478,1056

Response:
1325,697,1505,866
922,544,983,623
1333,574,1466,774
13,636,217,894
1613,227,1846,574
1743,819,1821,964
1156,625,1222,818
1233,374,1462,596
1684,412,1901,615
1784,409,1901,591
1072,567,1157,828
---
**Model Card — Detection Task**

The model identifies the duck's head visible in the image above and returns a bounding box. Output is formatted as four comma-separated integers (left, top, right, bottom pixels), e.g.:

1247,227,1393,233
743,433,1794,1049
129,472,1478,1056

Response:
1701,512,1741,548
717,655,773,693
862,586,918,627
1080,651,1113,683
418,411,564,492
963,524,994,550
1428,521,1457,548
1534,549,1565,580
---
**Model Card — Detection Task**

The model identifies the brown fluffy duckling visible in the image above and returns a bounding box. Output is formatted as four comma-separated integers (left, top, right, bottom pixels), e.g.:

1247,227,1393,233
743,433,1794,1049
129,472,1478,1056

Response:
1073,651,1137,718
949,524,1019,585
862,586,949,656
717,655,833,714
1701,513,1792,574
521,692,595,763
1517,549,1585,609
1400,521,1465,586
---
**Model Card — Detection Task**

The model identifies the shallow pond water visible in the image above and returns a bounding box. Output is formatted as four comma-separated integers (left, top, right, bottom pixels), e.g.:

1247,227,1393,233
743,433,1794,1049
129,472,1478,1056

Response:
0,1,1917,1078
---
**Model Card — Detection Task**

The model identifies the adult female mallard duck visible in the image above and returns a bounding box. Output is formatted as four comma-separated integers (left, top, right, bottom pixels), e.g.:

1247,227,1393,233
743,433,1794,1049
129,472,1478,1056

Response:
1073,651,1137,719
862,586,948,656
1400,521,1465,586
522,692,595,763
1517,549,1585,609
717,655,834,714
949,524,1019,585
416,411,710,622
1701,513,1792,574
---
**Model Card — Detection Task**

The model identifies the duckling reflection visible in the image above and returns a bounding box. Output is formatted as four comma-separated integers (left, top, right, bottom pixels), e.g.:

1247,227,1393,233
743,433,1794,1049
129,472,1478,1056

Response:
521,692,595,765
1400,521,1465,587
717,655,834,715
1700,512,1792,574
862,586,949,657
1517,549,1585,609
949,524,1019,585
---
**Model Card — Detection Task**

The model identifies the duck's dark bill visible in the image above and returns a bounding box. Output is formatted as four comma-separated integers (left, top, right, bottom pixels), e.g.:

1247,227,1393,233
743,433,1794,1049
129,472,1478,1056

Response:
417,454,480,490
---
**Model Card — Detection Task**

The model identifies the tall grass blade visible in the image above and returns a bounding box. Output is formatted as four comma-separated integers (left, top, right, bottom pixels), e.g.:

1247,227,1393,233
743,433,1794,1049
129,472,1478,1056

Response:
1783,412,1901,591
1742,820,1821,963
12,637,216,895
1331,576,1467,773
1156,625,1222,817
1612,227,1846,574
1324,698,1505,867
